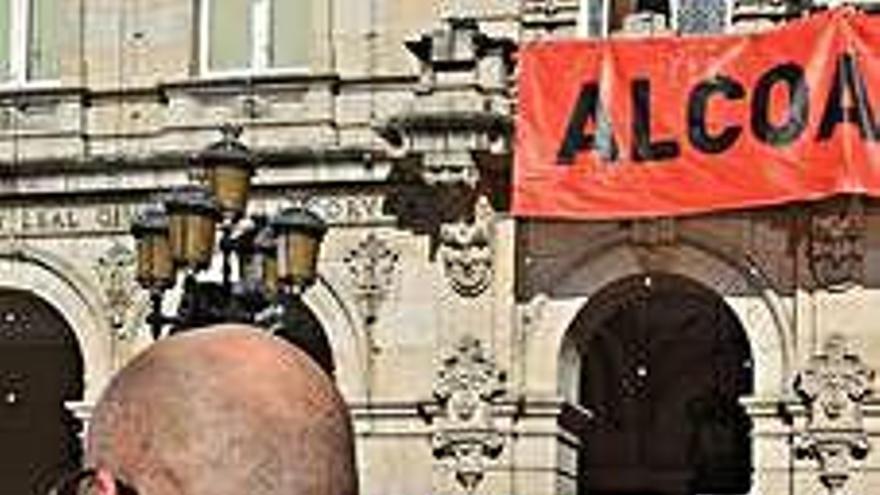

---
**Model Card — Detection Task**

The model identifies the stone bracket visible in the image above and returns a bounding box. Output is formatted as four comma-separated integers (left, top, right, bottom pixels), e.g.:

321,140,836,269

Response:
794,334,875,495
429,335,507,492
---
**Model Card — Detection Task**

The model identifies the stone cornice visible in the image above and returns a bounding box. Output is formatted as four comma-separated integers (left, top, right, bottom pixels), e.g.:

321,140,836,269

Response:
0,146,383,177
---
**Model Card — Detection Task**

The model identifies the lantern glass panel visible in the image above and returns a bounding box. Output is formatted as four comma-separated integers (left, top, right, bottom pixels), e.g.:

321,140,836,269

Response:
152,236,174,289
168,212,188,266
135,235,174,290
278,231,320,288
184,213,217,270
210,164,252,217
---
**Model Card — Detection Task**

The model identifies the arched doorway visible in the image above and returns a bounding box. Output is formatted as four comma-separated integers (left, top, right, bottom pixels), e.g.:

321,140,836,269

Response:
0,289,84,495
571,273,753,495
274,297,335,377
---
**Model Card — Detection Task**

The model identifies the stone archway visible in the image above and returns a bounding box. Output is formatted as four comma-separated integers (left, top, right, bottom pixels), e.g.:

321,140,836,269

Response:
274,296,336,377
0,289,84,495
569,273,753,495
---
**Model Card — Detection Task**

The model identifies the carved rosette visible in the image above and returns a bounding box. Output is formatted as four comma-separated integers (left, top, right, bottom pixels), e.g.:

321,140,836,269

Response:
342,234,400,325
807,197,865,291
439,196,494,298
794,334,875,495
433,335,507,492
94,242,138,334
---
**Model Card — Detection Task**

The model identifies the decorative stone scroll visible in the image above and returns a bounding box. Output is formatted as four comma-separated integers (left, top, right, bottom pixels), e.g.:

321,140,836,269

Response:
343,233,400,325
794,334,875,495
807,197,865,291
432,335,507,492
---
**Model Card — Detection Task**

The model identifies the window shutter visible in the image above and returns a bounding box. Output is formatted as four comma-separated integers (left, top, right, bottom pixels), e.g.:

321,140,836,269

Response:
209,0,252,71
0,0,10,80
29,0,59,80
271,0,310,68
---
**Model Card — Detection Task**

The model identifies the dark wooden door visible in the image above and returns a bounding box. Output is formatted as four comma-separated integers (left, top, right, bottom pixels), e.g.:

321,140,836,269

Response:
0,290,83,495
578,276,752,495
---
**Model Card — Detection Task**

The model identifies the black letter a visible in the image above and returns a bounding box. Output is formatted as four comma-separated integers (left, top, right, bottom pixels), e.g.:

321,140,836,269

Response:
817,53,880,141
557,83,619,164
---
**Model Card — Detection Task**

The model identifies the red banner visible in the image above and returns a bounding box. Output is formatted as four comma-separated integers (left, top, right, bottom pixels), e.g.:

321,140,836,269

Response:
514,9,880,219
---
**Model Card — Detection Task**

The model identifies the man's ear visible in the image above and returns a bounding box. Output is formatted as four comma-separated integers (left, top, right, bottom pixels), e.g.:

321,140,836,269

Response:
92,468,118,495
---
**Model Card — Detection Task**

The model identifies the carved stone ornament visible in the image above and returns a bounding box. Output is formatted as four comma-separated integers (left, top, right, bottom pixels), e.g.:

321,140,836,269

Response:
94,242,138,333
794,334,875,495
439,196,494,298
342,233,400,325
807,197,865,291
378,17,514,190
433,335,507,492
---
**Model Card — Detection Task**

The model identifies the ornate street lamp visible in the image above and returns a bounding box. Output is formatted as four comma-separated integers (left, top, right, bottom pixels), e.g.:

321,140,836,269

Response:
195,123,255,221
130,206,175,339
131,206,174,291
130,125,328,340
164,185,221,273
192,123,255,290
272,207,328,295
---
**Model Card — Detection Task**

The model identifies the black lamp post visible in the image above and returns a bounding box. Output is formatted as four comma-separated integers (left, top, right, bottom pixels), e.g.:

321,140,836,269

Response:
130,125,328,338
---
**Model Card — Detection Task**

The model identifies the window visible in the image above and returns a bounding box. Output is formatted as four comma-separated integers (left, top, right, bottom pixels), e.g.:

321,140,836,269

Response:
201,0,312,74
677,0,729,34
578,0,731,37
0,0,60,84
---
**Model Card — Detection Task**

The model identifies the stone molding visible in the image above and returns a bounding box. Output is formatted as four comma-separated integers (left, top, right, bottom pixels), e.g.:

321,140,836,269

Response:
628,218,677,247
529,224,794,396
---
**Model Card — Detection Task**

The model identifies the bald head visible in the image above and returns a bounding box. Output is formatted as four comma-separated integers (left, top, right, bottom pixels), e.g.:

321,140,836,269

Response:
87,325,357,495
